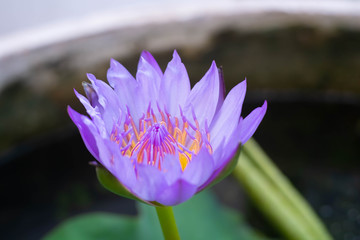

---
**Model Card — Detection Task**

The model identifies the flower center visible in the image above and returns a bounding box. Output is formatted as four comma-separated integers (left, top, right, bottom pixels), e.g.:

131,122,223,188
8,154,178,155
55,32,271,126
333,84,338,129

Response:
110,105,212,171
130,123,179,169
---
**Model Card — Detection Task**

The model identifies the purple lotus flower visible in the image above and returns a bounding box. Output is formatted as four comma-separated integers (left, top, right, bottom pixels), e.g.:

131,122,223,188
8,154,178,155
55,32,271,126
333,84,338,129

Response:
68,50,267,206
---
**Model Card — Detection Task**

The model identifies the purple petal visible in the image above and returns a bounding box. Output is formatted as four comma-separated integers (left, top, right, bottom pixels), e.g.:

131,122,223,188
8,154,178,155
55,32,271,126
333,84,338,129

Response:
159,50,190,116
140,50,163,79
131,154,184,204
87,73,121,113
87,73,122,133
98,138,137,192
68,106,99,160
209,123,241,171
198,127,241,190
211,101,267,171
184,61,220,127
155,179,197,206
107,58,136,88
136,52,163,106
239,100,267,144
74,89,100,119
161,153,183,185
182,146,214,187
132,164,167,202
214,126,241,169
112,156,137,191
209,80,246,150
107,59,143,119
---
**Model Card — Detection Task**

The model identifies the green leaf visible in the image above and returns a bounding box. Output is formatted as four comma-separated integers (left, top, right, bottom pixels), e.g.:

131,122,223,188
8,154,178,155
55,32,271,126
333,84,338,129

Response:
44,190,266,240
43,213,137,240
174,189,265,240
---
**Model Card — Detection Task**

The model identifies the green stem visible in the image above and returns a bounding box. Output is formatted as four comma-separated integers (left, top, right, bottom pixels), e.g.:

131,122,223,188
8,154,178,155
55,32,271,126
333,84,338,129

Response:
243,139,332,240
234,153,314,240
155,206,181,240
234,138,333,240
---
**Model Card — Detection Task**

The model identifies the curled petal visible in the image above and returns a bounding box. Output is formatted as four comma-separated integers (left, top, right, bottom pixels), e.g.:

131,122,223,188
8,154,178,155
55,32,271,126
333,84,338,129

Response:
74,89,100,119
239,100,267,144
87,73,120,111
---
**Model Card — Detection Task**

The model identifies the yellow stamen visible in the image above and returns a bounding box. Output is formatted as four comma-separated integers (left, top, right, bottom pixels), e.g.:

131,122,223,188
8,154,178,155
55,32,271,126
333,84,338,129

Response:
109,107,212,171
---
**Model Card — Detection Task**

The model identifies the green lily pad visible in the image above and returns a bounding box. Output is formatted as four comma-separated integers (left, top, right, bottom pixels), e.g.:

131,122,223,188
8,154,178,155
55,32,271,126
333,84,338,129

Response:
44,190,266,240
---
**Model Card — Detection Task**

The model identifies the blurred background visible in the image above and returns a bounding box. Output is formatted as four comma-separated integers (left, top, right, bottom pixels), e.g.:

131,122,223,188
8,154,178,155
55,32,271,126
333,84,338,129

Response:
0,0,359,239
